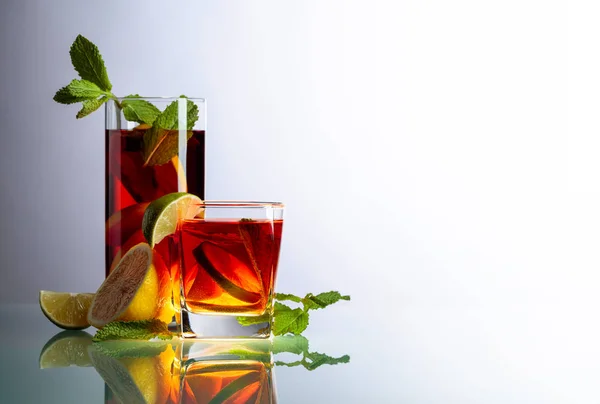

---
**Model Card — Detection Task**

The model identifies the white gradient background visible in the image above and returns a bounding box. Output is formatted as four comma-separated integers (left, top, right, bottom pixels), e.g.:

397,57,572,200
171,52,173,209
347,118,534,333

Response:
1,0,600,402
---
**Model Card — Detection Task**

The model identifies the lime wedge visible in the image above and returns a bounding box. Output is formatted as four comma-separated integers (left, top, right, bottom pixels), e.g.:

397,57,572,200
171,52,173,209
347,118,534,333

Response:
39,330,93,369
142,192,203,247
39,290,94,330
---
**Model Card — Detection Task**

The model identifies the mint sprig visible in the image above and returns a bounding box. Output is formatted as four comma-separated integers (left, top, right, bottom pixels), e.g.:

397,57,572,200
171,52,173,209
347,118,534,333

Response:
54,35,200,166
237,290,351,335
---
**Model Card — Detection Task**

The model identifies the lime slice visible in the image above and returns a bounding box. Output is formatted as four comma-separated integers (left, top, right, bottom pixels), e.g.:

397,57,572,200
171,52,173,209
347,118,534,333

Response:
142,192,203,247
39,291,94,330
39,330,93,369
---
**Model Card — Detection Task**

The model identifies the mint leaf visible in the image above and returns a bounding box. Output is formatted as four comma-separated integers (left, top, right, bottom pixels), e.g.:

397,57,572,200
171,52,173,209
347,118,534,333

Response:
69,35,112,91
275,293,303,303
272,302,309,335
53,79,106,104
303,291,350,311
92,320,173,342
121,95,161,125
76,96,108,118
154,98,199,130
142,98,199,166
272,335,309,355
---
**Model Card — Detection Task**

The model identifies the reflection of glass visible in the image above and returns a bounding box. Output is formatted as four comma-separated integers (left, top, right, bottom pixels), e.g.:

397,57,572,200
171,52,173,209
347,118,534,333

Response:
39,331,349,403
105,97,206,278
181,360,276,403
178,202,284,339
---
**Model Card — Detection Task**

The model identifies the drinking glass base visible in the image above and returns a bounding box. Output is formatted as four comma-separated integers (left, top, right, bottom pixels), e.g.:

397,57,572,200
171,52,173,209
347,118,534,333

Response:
180,309,272,339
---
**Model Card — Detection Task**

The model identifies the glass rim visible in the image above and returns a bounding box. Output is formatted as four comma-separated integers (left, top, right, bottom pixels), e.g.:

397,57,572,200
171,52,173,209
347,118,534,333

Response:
191,200,284,208
109,96,206,102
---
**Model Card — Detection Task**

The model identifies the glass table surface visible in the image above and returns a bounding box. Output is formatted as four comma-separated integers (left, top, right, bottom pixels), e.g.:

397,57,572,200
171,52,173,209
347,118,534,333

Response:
1,301,599,403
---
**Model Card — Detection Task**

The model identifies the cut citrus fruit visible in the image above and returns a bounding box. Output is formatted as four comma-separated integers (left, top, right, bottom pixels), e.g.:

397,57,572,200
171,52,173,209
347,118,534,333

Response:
142,192,203,247
88,243,170,328
39,330,93,369
40,291,94,330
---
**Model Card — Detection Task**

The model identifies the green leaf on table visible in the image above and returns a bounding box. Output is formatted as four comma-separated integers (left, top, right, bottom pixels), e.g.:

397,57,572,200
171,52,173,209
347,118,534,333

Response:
69,34,112,91
272,302,309,335
76,95,108,118
53,79,106,104
142,98,199,166
303,291,351,311
121,95,161,124
92,320,173,342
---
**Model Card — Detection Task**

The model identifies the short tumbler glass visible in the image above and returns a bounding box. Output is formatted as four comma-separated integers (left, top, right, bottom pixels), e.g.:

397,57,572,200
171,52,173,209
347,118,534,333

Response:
177,201,284,339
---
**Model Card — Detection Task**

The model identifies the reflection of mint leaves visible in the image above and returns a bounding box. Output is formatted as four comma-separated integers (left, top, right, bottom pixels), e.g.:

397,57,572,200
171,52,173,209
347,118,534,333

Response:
92,340,169,358
274,335,350,370
226,335,350,371
237,291,350,336
277,351,350,371
92,320,173,342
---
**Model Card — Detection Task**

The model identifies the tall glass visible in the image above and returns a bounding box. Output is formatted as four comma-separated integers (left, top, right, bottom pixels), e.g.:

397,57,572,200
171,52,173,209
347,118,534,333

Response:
105,97,206,279
177,202,284,339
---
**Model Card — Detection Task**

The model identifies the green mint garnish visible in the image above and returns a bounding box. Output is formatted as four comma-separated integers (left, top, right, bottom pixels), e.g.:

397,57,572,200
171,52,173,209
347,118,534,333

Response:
240,218,255,222
142,97,199,166
237,290,351,336
69,35,112,92
77,96,109,118
121,95,161,125
273,301,309,335
92,320,173,342
54,35,200,166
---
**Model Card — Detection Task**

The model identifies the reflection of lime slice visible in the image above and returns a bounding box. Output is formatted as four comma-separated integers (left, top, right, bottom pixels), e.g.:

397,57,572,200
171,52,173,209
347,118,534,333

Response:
39,330,93,369
39,291,94,330
142,192,202,247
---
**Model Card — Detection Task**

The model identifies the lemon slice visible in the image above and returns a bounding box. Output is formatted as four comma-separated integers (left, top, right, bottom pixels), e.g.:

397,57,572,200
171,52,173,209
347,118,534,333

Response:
142,192,202,247
39,291,94,330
